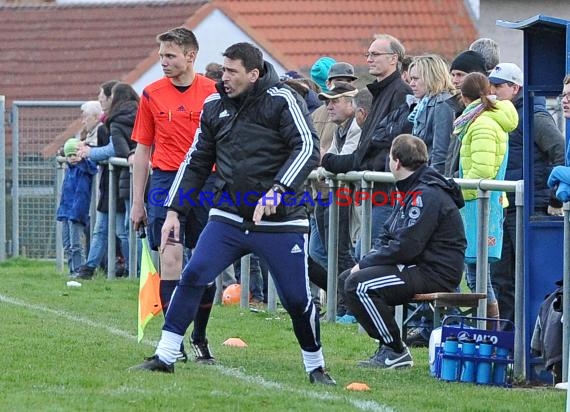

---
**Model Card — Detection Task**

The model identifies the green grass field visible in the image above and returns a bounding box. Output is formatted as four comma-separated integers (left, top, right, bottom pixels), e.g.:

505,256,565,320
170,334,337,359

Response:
0,258,565,411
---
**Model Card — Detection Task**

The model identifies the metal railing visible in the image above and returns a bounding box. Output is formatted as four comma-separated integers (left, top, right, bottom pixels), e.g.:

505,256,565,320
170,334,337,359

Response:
0,96,5,261
56,156,135,279
53,158,562,381
318,170,526,378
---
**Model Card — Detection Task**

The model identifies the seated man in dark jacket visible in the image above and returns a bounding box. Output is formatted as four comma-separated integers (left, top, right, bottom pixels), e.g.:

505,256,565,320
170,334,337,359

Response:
341,134,466,369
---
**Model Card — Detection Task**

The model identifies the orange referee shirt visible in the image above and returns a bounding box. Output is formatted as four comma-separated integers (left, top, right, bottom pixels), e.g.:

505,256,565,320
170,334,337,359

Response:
132,75,216,171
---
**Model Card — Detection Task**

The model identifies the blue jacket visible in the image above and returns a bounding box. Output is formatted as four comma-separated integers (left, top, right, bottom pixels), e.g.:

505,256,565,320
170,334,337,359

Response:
547,166,570,202
57,159,98,225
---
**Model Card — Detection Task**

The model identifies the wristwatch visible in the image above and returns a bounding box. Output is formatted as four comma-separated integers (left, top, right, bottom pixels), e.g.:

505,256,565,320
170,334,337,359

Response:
272,183,286,195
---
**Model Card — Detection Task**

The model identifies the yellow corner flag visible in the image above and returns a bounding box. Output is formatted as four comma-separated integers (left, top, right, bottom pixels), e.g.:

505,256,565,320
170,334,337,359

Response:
138,229,162,342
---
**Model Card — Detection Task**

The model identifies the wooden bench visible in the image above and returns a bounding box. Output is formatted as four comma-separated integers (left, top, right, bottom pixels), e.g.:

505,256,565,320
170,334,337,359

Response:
397,292,487,336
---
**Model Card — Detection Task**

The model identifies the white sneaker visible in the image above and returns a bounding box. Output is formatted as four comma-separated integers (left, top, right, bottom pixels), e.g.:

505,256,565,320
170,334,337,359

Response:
555,382,568,390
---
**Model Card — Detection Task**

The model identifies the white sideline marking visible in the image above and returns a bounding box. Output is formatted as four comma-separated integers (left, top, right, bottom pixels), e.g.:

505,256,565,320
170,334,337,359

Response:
0,294,157,346
0,293,392,412
215,366,392,411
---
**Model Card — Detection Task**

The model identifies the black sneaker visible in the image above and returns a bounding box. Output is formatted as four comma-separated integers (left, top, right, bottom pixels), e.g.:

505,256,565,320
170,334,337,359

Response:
192,340,215,365
115,264,128,278
358,345,413,369
405,328,430,348
74,265,94,280
129,355,174,373
309,367,336,385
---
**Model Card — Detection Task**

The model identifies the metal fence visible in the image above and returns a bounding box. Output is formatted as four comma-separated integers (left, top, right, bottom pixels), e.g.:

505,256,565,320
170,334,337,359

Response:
2,97,565,261
7,100,84,259
3,97,570,382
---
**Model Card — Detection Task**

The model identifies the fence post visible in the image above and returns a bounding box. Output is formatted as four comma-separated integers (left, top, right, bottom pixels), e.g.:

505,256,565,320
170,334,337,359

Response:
475,187,490,329
89,167,97,259
359,177,373,258
325,178,340,322
55,161,64,272
562,200,570,382
214,275,223,305
128,164,137,279
107,163,117,279
11,104,20,257
267,272,278,313
514,180,525,379
240,254,251,309
0,95,5,261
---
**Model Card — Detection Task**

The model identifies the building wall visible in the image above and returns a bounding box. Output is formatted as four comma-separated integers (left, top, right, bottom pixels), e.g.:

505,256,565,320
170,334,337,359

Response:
477,0,570,66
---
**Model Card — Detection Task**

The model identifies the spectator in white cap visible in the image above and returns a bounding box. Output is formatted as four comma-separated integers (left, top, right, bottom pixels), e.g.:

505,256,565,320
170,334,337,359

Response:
489,62,565,329
488,63,523,91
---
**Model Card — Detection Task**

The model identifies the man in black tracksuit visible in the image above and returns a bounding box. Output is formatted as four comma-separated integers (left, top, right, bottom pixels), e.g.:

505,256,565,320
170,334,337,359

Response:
342,134,466,369
131,42,335,385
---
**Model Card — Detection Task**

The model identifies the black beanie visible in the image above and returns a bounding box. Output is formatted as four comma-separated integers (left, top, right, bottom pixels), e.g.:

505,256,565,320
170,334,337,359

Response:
450,50,486,74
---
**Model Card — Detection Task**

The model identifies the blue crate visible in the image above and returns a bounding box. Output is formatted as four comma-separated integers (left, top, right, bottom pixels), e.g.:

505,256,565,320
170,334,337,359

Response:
434,316,514,387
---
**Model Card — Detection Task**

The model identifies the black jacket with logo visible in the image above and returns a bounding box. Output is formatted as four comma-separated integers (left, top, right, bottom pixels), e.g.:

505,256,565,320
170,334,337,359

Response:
167,61,319,232
358,165,466,291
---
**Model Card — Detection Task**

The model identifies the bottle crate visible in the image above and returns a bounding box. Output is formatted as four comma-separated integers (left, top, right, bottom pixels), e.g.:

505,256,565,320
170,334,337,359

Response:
434,316,514,387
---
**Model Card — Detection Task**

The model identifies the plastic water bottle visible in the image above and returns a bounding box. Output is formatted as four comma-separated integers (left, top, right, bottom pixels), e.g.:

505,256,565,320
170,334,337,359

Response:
441,335,459,381
460,337,476,383
493,346,509,385
476,338,494,384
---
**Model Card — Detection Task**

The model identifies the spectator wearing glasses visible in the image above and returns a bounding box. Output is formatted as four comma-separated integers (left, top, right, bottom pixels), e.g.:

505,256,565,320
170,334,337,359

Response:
321,34,411,259
548,76,570,209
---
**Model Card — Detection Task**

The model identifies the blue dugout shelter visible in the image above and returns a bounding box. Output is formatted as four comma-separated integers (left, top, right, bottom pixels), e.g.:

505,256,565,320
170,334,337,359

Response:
497,15,569,381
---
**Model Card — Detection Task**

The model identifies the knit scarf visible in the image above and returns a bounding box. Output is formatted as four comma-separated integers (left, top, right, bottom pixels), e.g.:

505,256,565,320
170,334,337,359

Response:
452,99,486,142
407,95,428,134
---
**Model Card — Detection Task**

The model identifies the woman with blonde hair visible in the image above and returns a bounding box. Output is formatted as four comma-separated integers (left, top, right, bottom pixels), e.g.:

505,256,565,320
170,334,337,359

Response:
456,72,518,324
407,54,456,173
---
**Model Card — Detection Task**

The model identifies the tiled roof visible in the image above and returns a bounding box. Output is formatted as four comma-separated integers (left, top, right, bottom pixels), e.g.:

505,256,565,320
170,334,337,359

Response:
1,0,477,156
0,0,209,106
0,0,477,107
217,0,478,69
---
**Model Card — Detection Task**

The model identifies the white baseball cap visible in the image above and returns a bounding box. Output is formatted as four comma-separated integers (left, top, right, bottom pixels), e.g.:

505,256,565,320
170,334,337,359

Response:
488,63,523,86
